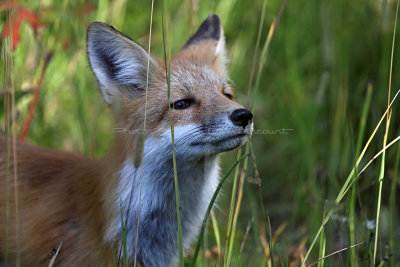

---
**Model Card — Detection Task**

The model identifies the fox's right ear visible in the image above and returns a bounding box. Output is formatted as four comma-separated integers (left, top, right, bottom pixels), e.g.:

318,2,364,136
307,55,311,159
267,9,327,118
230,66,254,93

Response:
182,14,228,75
87,22,158,104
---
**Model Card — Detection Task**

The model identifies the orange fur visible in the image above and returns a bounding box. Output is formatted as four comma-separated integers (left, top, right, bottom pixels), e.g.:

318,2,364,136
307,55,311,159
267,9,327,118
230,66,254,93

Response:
0,135,126,266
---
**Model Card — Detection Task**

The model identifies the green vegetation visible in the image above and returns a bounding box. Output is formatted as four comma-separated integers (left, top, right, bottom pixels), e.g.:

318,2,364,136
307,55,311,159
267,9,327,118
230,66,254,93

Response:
1,0,400,265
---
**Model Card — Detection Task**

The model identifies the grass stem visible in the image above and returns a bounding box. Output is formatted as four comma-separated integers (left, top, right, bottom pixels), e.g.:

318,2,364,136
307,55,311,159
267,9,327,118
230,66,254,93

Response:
190,153,250,267
161,1,184,265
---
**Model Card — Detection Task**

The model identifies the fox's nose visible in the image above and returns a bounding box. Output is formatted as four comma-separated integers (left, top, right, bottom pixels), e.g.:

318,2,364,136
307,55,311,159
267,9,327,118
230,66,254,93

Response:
230,109,253,127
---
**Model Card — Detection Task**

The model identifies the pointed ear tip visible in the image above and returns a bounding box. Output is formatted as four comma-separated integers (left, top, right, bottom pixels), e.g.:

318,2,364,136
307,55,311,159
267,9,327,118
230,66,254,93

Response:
206,14,222,27
87,22,104,40
88,22,106,31
182,14,224,48
87,22,116,38
208,14,220,20
206,14,224,36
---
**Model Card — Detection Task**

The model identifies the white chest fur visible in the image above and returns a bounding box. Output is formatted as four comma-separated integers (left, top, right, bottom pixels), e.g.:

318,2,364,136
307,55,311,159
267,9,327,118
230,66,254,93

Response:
106,132,220,267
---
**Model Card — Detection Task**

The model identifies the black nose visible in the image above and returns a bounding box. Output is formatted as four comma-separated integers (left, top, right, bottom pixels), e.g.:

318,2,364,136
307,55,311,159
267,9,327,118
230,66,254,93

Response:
230,109,253,127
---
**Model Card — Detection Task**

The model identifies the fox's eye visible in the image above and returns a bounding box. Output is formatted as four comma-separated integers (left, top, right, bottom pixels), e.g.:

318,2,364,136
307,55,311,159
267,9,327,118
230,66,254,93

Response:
171,99,194,110
224,93,234,100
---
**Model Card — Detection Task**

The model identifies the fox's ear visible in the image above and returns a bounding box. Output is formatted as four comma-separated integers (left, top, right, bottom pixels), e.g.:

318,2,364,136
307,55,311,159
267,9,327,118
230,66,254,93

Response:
183,14,228,73
87,22,158,104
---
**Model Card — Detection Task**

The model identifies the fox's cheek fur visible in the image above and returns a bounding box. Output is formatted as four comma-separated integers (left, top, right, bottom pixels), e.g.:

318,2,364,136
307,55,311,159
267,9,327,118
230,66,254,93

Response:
170,117,253,157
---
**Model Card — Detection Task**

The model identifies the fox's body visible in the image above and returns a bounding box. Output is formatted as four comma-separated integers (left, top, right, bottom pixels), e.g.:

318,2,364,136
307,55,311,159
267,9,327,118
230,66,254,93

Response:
0,15,253,266
0,139,115,266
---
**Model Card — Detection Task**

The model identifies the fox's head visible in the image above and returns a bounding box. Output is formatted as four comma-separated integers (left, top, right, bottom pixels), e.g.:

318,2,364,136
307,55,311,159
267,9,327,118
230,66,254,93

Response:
87,15,253,159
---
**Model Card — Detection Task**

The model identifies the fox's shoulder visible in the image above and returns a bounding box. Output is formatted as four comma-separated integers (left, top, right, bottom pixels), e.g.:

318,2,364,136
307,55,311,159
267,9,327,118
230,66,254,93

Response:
0,135,99,186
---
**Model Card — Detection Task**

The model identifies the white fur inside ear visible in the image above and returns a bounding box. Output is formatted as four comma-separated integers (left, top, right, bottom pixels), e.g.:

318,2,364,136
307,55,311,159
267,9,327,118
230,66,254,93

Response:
90,53,144,104
89,62,119,104
215,26,228,75
87,23,155,104
216,27,226,56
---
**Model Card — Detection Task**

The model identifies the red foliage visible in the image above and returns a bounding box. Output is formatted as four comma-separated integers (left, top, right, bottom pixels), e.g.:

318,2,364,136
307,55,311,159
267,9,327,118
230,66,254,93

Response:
80,3,97,15
1,5,42,50
0,1,19,12
1,1,97,50
62,40,70,51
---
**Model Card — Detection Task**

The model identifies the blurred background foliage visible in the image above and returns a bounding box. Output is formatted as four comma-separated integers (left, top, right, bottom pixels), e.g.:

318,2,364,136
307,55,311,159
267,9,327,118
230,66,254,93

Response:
1,0,400,266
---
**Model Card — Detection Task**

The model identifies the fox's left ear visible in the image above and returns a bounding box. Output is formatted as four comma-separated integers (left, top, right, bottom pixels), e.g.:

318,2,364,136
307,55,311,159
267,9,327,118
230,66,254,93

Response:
87,22,159,105
182,14,228,74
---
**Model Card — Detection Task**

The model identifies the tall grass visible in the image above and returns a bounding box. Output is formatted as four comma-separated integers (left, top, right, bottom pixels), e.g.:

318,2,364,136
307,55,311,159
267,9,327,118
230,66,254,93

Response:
161,0,185,266
2,32,12,267
133,2,154,266
191,153,250,266
1,0,400,266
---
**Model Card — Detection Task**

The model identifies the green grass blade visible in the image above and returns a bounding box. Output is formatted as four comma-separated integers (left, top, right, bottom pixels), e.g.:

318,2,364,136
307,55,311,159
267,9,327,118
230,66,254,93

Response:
355,84,373,157
226,145,249,267
302,89,400,266
372,0,399,251
336,89,400,203
385,0,399,263
267,216,275,267
373,109,391,264
133,2,155,266
161,1,184,265
119,201,128,267
349,185,358,266
2,35,12,267
112,243,118,267
389,141,400,266
223,148,242,267
246,0,268,100
211,212,221,266
350,83,373,266
317,209,326,267
190,153,250,267
302,209,334,267
251,0,287,110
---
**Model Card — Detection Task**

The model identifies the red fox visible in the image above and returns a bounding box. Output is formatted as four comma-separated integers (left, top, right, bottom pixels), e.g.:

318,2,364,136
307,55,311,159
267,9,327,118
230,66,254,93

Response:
0,14,253,266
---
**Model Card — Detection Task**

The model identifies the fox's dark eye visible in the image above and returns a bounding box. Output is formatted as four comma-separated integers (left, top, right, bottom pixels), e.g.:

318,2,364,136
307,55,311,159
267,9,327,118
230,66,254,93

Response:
171,99,194,110
224,93,234,100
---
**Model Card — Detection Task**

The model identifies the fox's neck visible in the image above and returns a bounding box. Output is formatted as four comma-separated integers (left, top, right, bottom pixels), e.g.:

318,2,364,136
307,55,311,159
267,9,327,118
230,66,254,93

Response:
103,134,220,266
